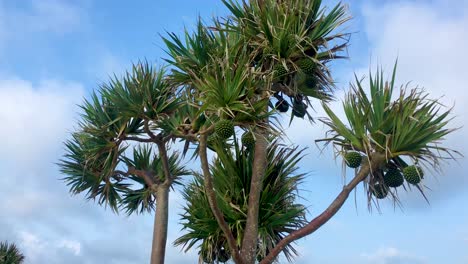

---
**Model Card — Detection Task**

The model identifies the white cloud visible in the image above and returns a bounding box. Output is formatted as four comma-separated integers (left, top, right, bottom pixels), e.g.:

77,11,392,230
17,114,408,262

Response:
361,246,426,264
17,231,83,263
354,0,468,205
0,77,84,164
57,239,81,256
361,1,468,123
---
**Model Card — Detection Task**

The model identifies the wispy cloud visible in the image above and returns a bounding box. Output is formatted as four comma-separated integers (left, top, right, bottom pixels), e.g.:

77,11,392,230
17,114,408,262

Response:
361,246,426,264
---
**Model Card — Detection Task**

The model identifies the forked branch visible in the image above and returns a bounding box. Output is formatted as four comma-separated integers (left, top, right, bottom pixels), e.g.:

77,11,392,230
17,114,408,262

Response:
260,153,386,264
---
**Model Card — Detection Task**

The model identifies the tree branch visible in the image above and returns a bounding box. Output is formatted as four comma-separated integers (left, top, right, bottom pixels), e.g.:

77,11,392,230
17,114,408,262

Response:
156,141,173,186
144,119,161,142
260,153,386,264
127,166,157,188
123,136,156,143
199,134,244,264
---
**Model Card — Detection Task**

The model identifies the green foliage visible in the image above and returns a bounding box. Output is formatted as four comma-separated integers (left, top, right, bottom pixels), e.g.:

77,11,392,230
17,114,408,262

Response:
175,140,307,262
120,146,190,215
223,0,350,101
59,62,189,213
0,241,24,264
319,61,459,201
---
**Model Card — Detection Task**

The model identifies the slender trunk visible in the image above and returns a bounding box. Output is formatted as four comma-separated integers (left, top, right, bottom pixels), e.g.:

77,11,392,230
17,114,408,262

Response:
260,153,385,264
199,134,244,264
240,127,268,263
150,185,169,264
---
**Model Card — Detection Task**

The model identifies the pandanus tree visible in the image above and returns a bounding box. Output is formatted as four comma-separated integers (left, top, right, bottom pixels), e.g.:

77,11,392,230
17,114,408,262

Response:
58,63,191,264
0,241,25,264
59,0,460,263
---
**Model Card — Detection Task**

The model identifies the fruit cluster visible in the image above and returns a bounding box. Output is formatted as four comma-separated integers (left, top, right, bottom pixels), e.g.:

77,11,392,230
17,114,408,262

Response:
343,151,425,199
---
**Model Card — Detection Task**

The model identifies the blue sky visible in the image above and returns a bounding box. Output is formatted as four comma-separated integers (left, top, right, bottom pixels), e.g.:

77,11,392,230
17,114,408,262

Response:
0,0,467,263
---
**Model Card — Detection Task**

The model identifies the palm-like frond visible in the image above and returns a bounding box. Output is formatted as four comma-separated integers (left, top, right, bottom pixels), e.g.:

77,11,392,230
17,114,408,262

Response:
318,61,460,203
0,241,25,264
120,145,190,215
175,139,307,263
101,61,181,122
58,61,189,213
223,0,350,107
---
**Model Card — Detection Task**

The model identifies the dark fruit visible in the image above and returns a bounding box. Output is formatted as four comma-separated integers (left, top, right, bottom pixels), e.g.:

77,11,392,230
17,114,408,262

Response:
217,247,230,263
292,99,307,118
296,58,316,75
344,151,362,168
215,120,234,140
403,165,424,185
241,131,255,150
275,99,289,112
372,183,388,199
384,167,404,187
201,250,215,264
304,75,318,89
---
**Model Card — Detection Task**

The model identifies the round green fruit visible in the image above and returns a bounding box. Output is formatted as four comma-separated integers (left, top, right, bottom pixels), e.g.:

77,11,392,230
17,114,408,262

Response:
384,167,404,187
275,99,289,112
372,183,388,199
296,58,316,75
215,120,234,140
344,151,362,168
241,132,255,150
403,165,424,185
273,63,288,80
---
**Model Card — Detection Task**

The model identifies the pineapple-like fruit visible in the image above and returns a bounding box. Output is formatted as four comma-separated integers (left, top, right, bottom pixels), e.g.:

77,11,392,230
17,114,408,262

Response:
403,165,424,185
344,151,362,168
201,250,215,264
384,167,404,187
296,58,316,75
215,120,234,140
292,98,307,118
273,63,288,80
241,131,255,150
275,99,289,112
217,247,230,263
372,183,388,199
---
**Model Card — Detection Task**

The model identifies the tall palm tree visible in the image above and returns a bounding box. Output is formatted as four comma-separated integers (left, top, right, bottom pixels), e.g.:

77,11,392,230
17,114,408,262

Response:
175,139,307,263
59,62,190,264
0,242,25,264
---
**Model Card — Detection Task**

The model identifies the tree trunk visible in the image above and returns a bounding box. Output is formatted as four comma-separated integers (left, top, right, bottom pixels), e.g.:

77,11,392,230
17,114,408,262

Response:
150,185,169,264
240,127,268,264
